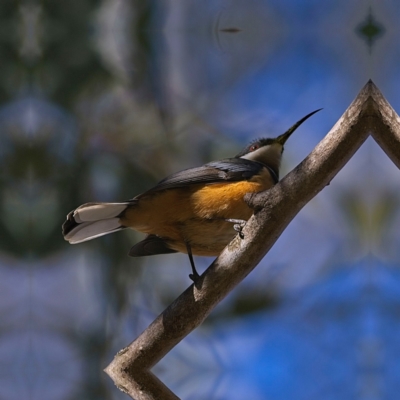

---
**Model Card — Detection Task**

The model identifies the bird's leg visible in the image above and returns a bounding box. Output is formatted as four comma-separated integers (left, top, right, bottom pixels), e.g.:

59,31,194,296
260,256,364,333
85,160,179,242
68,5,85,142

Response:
185,241,200,283
225,219,247,239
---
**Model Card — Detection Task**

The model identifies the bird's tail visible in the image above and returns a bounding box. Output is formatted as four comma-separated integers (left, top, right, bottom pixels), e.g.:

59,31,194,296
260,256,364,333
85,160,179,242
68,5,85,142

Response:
62,202,133,244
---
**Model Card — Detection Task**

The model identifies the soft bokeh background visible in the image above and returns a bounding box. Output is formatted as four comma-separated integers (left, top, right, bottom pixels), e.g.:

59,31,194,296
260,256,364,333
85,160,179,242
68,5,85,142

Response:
2,0,400,399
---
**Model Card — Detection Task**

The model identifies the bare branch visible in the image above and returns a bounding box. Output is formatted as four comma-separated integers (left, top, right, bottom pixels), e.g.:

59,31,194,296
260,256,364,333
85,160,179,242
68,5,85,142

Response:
367,81,400,168
109,367,180,400
105,81,378,399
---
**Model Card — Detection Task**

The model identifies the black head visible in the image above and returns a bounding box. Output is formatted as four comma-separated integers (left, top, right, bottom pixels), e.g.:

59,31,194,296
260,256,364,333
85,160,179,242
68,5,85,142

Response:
235,137,276,158
235,109,322,173
236,109,322,157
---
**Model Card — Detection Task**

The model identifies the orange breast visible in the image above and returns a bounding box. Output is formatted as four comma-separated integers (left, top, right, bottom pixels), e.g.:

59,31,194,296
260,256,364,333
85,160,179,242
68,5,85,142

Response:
121,168,275,255
190,180,263,220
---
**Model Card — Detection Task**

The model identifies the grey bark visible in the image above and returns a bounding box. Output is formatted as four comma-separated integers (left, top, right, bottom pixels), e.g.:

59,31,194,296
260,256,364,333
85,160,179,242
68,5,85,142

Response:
368,83,400,168
104,80,398,400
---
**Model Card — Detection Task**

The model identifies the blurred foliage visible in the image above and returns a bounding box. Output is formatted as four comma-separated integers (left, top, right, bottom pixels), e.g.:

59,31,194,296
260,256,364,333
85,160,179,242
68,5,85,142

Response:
356,7,385,50
0,1,20,103
1,1,400,400
33,0,112,106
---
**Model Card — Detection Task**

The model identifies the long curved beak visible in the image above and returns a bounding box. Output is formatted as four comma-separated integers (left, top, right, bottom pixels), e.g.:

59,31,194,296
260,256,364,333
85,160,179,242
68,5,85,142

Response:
276,109,322,145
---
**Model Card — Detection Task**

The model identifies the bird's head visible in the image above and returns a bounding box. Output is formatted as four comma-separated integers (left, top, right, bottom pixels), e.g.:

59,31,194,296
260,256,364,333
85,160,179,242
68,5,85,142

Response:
235,109,321,177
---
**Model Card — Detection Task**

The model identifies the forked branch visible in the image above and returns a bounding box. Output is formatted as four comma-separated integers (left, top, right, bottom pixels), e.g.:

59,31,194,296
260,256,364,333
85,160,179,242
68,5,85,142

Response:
367,83,400,168
105,80,395,400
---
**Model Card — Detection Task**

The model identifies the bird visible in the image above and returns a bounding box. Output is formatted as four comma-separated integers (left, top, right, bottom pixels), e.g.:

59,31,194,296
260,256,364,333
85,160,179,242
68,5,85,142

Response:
62,109,321,282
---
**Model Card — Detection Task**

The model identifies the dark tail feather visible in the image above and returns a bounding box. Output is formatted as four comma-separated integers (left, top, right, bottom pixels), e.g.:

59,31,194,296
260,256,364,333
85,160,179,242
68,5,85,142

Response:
129,235,177,257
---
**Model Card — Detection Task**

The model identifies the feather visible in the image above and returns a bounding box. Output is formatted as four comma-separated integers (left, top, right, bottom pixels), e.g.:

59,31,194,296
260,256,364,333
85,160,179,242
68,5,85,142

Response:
135,158,267,197
74,203,128,222
65,218,123,244
62,202,132,243
129,235,177,257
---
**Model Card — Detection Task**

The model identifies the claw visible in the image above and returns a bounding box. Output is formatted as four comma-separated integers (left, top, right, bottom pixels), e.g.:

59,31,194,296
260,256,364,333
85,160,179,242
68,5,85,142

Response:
226,219,247,239
189,272,200,284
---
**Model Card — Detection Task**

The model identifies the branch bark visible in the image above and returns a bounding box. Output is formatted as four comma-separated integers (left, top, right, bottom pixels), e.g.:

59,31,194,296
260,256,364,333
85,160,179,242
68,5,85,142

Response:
105,80,390,399
367,82,400,168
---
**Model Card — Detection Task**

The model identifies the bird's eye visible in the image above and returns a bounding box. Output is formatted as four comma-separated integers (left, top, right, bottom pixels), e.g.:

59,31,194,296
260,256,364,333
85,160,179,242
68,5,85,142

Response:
249,143,260,152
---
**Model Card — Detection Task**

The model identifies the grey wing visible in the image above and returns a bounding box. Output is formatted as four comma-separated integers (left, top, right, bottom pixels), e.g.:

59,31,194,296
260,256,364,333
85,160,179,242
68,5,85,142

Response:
129,235,177,257
135,158,268,197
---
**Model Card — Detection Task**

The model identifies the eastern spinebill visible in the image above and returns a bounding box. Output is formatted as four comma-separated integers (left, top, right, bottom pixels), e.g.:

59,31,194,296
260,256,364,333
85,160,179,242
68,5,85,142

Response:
62,109,321,282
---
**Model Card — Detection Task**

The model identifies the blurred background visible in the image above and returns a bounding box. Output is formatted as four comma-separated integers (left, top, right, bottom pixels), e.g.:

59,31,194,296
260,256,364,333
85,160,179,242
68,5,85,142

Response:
1,0,400,399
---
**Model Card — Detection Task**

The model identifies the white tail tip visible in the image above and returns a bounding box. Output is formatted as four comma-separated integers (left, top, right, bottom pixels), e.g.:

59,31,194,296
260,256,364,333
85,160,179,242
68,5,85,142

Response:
62,202,130,243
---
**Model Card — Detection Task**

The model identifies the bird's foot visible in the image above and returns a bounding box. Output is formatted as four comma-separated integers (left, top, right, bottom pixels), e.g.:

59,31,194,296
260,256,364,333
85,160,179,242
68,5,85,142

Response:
226,219,247,239
185,241,201,287
189,271,201,284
